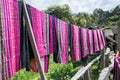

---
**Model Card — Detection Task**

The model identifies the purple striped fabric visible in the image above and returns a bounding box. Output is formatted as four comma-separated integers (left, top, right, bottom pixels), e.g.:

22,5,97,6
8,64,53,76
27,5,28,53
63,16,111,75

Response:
49,15,54,54
88,30,94,55
52,17,59,63
93,30,100,52
114,57,120,80
28,5,50,72
30,7,48,57
80,28,89,58
97,29,104,50
71,25,81,61
99,29,106,47
0,0,8,79
1,0,21,78
58,20,69,64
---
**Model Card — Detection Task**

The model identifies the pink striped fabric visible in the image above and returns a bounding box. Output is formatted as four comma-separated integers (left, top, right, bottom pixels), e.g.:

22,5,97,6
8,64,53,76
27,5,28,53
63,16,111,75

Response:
99,29,106,47
59,20,69,64
97,29,104,50
2,0,21,78
0,0,8,79
71,25,81,61
30,6,48,57
28,5,50,72
88,30,94,55
93,30,100,52
49,15,54,53
80,28,89,58
114,57,120,80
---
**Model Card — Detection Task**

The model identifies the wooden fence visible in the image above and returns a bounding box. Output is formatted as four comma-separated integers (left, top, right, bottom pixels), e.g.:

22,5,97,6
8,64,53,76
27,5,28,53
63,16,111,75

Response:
71,48,114,80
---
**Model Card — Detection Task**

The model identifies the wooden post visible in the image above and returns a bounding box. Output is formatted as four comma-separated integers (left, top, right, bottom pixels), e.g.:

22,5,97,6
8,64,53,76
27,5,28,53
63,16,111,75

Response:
117,22,120,52
105,53,109,67
82,59,91,80
22,0,47,80
100,48,105,71
114,34,118,52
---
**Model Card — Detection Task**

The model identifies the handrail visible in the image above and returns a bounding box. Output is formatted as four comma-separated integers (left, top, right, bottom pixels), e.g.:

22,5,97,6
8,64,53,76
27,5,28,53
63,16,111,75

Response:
71,55,101,80
71,51,114,80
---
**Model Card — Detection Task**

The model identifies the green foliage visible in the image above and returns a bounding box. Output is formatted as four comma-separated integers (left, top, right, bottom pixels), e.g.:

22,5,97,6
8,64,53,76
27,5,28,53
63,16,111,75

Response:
45,4,74,23
47,63,73,80
10,55,101,80
45,4,120,28
91,61,100,80
10,69,40,80
46,55,81,80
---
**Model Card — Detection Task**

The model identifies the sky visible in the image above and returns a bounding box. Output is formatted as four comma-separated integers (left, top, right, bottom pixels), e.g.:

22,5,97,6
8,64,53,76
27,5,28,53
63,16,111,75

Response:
26,0,120,14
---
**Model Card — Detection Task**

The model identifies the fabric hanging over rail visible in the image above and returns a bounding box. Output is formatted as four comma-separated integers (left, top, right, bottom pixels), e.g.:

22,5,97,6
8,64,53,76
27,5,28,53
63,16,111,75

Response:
71,25,81,61
114,57,120,80
97,29,104,50
52,18,69,64
24,5,50,72
49,15,54,54
0,0,8,79
0,1,107,79
57,19,69,64
100,29,106,47
0,0,22,79
93,30,100,52
80,28,89,58
20,1,31,72
88,30,94,55
52,17,59,63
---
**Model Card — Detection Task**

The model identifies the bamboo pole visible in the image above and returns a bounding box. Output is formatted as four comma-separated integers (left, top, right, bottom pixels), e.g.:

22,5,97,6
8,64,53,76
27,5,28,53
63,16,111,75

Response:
22,0,47,80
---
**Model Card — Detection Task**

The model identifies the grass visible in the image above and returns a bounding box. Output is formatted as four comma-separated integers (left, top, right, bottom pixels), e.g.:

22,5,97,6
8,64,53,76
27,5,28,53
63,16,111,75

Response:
10,55,101,80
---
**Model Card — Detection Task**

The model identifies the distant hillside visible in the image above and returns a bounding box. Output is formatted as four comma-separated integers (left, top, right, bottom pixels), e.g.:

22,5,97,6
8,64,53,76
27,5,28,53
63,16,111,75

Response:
95,4,120,28
45,4,120,28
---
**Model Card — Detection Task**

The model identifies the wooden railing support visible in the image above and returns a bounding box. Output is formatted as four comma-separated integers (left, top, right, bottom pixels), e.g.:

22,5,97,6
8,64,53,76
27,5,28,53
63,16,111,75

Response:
82,59,91,80
100,48,106,70
105,53,109,67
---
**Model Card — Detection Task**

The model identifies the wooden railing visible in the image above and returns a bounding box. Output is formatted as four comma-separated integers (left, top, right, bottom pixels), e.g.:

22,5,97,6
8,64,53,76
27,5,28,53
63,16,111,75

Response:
71,48,114,80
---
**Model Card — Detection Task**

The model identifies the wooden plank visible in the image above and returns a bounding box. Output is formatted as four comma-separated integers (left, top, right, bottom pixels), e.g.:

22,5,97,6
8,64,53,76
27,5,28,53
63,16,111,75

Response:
22,0,47,80
98,64,114,80
71,55,101,80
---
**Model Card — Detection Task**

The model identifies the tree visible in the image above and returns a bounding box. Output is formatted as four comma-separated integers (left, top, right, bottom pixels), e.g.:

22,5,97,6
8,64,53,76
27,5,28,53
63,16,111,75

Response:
45,4,120,28
45,4,74,23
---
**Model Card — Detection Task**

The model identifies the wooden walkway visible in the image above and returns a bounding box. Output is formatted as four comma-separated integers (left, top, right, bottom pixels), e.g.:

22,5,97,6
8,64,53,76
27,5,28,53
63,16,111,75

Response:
98,51,114,80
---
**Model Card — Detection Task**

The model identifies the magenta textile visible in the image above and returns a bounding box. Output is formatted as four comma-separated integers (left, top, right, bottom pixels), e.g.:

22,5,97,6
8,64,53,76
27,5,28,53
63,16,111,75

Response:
30,7,48,57
93,30,100,52
2,0,21,78
88,30,94,55
59,20,69,64
81,28,89,58
114,57,120,80
28,5,50,72
49,15,54,53
99,29,106,47
97,29,104,50
71,25,81,61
